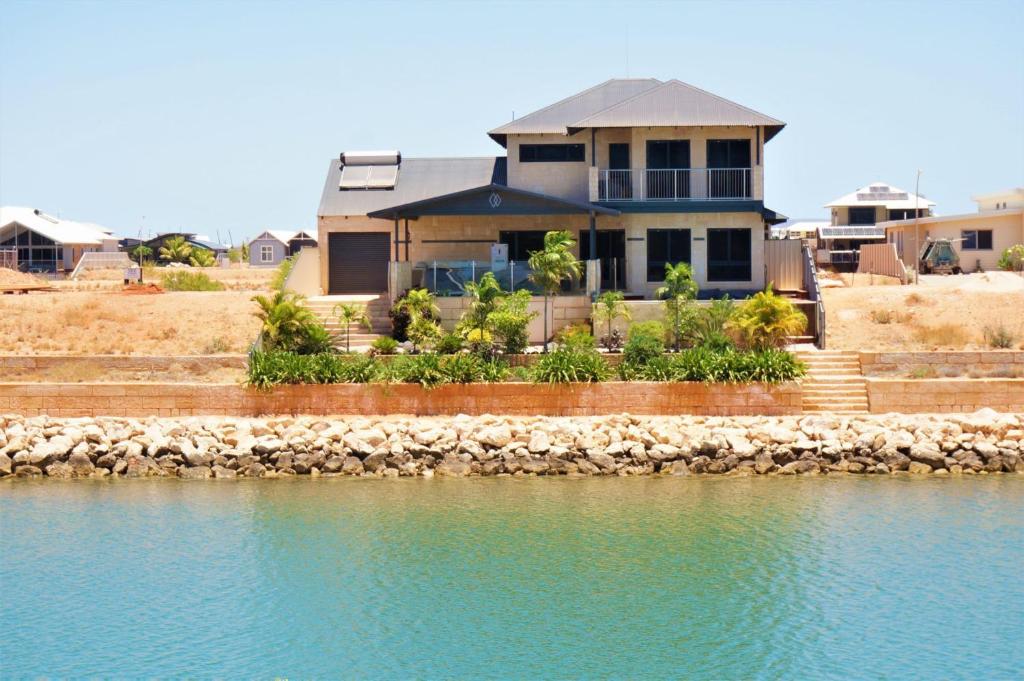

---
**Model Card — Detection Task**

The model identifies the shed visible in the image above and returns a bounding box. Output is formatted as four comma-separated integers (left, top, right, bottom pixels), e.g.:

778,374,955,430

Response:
249,230,318,267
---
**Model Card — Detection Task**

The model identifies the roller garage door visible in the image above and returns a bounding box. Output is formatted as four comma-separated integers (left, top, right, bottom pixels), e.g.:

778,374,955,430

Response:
328,232,389,294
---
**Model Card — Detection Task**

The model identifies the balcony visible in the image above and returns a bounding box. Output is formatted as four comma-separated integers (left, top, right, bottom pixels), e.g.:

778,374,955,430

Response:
593,168,753,202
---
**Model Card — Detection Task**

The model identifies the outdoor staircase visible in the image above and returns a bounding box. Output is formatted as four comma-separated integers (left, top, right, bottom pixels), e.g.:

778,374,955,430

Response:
796,350,869,415
304,295,391,350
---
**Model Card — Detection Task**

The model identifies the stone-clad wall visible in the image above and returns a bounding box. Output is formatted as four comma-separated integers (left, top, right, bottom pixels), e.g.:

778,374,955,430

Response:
0,382,802,418
0,355,246,372
868,379,1024,413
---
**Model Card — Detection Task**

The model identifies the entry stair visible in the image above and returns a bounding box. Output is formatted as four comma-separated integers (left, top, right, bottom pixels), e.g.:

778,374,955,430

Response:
304,295,391,350
795,350,869,415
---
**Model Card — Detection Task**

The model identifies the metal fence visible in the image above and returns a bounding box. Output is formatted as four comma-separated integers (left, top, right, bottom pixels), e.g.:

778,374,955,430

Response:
413,260,549,296
598,168,752,201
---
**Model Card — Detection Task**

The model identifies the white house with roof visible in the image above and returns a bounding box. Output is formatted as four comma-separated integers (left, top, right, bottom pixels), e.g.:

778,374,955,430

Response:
0,206,120,273
249,229,318,267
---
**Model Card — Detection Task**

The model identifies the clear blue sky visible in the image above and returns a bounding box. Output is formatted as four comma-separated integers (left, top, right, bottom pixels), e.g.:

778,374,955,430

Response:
1,0,1022,242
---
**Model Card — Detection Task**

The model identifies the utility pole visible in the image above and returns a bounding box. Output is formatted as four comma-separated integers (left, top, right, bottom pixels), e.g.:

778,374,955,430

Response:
913,170,922,285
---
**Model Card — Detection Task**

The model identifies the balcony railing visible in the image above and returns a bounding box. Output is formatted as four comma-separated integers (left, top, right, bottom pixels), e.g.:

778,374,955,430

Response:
597,168,752,202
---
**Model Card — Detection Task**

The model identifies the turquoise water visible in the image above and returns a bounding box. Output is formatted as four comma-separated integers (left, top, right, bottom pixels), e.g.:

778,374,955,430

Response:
1,477,1021,679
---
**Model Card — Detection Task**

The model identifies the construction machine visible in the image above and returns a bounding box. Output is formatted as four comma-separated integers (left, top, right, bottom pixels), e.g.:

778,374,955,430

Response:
918,238,962,275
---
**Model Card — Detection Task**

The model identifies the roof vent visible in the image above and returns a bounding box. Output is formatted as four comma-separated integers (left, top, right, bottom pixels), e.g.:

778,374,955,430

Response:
339,150,400,190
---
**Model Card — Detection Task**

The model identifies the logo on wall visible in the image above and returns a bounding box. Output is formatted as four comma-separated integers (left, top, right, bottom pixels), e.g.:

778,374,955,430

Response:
489,192,502,209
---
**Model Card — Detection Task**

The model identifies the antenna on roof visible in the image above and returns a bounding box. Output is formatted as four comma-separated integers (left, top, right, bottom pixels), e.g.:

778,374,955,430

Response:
512,110,515,120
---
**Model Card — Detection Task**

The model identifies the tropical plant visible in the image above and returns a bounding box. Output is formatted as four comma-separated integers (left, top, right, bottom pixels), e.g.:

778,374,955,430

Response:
555,323,597,350
160,270,225,291
270,256,294,291
393,289,442,352
247,351,380,389
332,303,370,353
130,244,152,266
530,345,611,384
592,291,632,351
435,332,465,354
459,272,504,340
528,230,583,352
655,262,699,351
158,235,192,264
997,244,1024,272
692,297,736,351
227,247,243,264
407,315,442,352
188,248,216,267
370,336,399,355
622,326,665,367
252,290,324,353
728,286,808,350
488,289,535,354
294,322,335,355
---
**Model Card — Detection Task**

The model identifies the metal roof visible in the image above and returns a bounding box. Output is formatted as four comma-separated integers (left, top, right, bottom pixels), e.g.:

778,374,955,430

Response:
488,78,662,146
817,225,887,240
255,230,317,245
566,79,786,141
318,157,506,217
0,206,118,245
826,182,936,209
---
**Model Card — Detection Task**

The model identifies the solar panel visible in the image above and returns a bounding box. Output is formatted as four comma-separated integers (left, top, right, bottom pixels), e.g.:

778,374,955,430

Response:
366,165,399,189
339,165,372,189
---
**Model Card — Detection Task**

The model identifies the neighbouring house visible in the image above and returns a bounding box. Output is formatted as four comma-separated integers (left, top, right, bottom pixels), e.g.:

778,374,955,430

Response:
820,182,935,270
880,187,1024,272
771,219,826,250
315,78,789,299
140,232,229,262
0,206,120,273
249,230,318,267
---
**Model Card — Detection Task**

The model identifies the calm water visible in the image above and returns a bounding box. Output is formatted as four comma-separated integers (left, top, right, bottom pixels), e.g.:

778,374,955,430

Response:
1,476,1021,679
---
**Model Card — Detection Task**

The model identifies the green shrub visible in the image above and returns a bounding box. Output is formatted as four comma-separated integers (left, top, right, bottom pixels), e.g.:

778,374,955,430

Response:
388,353,448,388
997,244,1024,272
488,289,534,354
189,249,216,267
435,332,465,354
984,324,1017,349
161,270,225,291
664,348,804,383
628,320,668,344
293,323,335,355
371,337,399,355
692,297,736,351
530,346,610,383
252,290,326,354
622,328,664,367
270,257,294,291
246,352,381,388
555,323,596,350
592,291,631,350
729,286,808,350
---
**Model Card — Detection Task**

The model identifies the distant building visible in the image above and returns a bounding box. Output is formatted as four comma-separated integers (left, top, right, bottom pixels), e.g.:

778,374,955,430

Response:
881,187,1024,272
248,230,317,267
141,232,230,261
0,206,120,273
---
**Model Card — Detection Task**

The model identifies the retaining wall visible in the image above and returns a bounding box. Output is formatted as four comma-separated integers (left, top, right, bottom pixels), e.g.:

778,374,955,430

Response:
0,381,802,418
860,351,1024,377
867,378,1024,413
0,355,246,373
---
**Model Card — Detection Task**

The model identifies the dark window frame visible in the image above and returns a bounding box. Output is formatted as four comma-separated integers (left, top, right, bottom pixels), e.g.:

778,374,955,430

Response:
961,229,993,250
707,228,752,282
848,207,877,226
646,229,691,282
518,143,586,163
499,230,549,260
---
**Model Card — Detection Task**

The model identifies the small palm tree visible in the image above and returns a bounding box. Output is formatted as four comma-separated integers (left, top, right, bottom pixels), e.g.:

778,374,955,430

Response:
333,302,370,353
460,271,504,340
159,236,192,264
592,291,631,350
656,262,699,351
131,244,152,266
252,290,317,351
189,248,216,267
728,285,808,350
393,289,441,353
528,230,582,352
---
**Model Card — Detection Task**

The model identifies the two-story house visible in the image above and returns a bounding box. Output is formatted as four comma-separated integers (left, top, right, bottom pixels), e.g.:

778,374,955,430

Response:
316,78,787,299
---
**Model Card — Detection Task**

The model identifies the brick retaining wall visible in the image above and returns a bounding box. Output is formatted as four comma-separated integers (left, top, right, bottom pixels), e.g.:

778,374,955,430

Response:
860,351,1024,377
0,381,802,418
867,378,1024,413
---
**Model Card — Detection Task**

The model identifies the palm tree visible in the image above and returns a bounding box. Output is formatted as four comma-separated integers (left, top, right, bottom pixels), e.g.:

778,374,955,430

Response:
333,302,370,353
528,230,582,352
252,290,317,351
728,285,808,350
131,244,152,266
189,248,216,267
591,290,631,350
159,236,192,264
393,288,441,353
460,271,504,340
656,262,699,351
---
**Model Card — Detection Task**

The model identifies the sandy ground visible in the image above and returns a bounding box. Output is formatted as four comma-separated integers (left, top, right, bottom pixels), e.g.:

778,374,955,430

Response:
0,290,264,355
823,271,1024,350
52,265,276,291
1,362,245,383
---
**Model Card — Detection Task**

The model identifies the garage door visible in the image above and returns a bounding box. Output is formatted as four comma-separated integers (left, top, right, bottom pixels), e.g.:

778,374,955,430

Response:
328,232,390,294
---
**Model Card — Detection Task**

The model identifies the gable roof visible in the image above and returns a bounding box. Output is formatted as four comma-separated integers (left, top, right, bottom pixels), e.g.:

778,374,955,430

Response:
826,182,936,210
567,79,786,140
488,78,662,146
319,157,506,217
0,206,117,245
367,184,619,220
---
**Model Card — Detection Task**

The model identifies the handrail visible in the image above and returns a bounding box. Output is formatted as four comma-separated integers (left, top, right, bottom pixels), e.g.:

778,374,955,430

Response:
801,243,826,349
597,167,753,201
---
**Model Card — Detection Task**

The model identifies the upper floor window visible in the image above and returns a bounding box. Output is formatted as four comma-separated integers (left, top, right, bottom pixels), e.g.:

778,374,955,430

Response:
706,140,751,169
961,230,993,250
888,208,926,221
848,207,876,225
519,144,585,163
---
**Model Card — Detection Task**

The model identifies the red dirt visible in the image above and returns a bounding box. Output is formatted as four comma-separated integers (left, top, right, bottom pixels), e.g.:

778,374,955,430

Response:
120,283,165,295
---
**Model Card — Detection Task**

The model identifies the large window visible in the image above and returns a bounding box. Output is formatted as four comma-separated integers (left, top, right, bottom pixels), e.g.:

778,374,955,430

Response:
0,226,63,273
888,208,927,221
646,229,691,282
707,228,752,282
518,144,585,163
499,230,548,260
706,140,752,198
848,207,877,225
646,140,690,199
962,229,993,250
260,245,275,262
